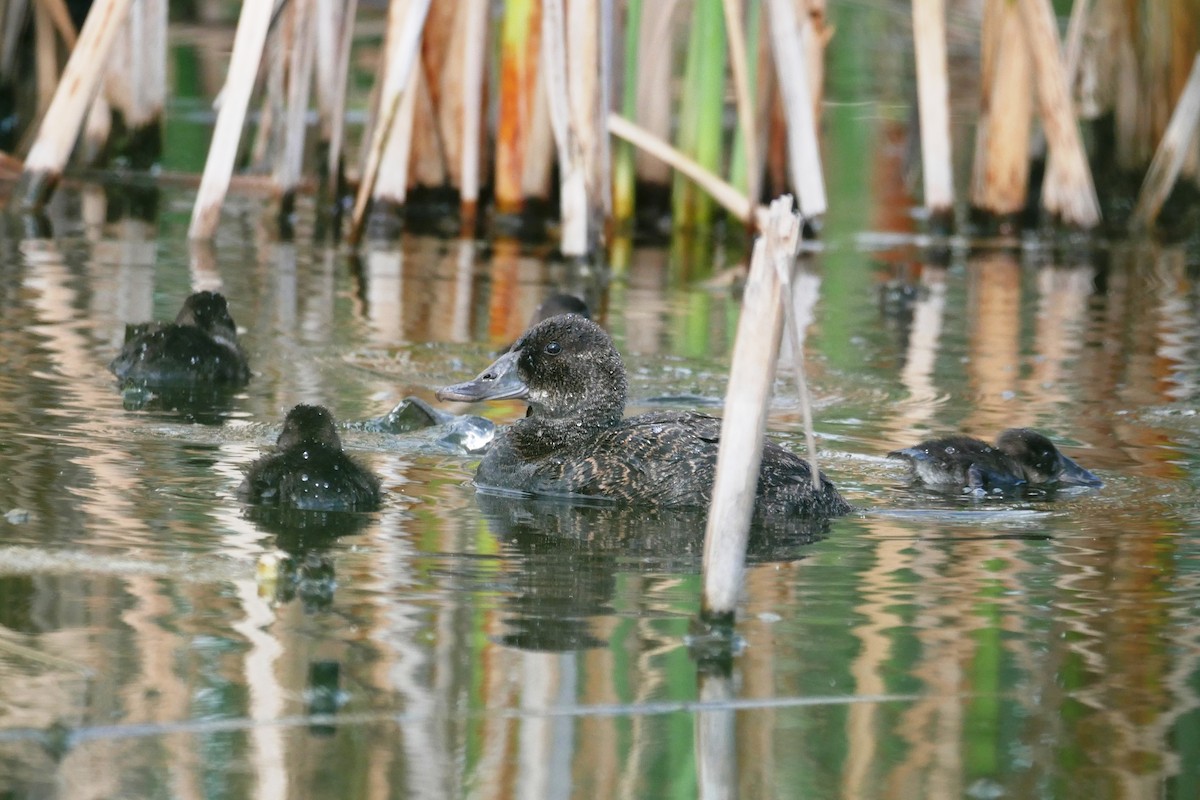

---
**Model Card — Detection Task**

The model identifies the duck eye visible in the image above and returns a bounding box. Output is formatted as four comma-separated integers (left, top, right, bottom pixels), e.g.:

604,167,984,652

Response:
544,341,562,356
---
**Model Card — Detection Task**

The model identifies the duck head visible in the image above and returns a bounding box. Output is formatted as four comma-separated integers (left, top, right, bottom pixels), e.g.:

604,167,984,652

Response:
996,428,1103,487
437,314,627,426
278,404,343,450
176,291,240,348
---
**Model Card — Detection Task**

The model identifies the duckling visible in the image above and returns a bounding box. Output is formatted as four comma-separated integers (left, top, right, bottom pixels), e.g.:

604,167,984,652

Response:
240,404,381,512
110,291,250,386
889,428,1102,493
437,314,850,518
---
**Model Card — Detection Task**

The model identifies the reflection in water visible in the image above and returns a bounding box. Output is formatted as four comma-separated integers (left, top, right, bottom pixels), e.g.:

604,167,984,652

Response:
3,187,1200,796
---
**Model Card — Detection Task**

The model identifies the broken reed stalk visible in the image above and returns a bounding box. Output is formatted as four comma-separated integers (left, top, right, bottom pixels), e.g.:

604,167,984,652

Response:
16,0,134,210
673,0,727,231
542,0,588,255
1019,0,1100,228
609,113,765,226
347,0,431,244
701,196,801,621
722,0,759,214
911,0,955,222
1130,54,1200,231
764,0,827,219
460,0,489,219
187,0,274,240
970,0,1032,218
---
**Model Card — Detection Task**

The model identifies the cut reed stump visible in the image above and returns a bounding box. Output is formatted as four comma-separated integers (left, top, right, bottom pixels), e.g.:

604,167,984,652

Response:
188,0,274,240
1130,54,1200,231
701,196,803,625
14,0,134,210
911,0,954,227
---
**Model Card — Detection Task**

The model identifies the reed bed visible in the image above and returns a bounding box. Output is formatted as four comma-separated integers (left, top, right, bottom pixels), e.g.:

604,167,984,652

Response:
3,0,1200,245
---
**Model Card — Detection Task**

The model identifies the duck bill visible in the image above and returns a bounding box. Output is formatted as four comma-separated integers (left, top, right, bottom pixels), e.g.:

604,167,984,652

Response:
1058,454,1103,487
436,350,529,403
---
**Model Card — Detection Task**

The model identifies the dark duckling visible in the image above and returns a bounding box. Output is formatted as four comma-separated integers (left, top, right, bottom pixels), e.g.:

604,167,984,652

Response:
436,314,850,518
240,404,382,512
889,428,1102,493
110,291,250,386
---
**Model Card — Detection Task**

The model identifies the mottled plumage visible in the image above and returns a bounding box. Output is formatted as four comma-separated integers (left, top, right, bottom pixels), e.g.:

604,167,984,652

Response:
437,314,850,517
240,405,382,512
110,291,250,386
889,428,1102,493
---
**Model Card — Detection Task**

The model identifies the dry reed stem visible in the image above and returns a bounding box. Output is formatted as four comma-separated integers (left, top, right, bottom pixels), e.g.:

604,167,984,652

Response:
317,0,357,189
911,0,955,216
81,92,111,163
764,0,826,218
521,67,555,199
634,1,680,185
608,113,766,226
347,0,431,242
723,0,759,208
970,0,1031,216
187,0,273,239
495,0,541,211
19,0,134,207
461,0,488,210
103,0,166,131
33,1,57,120
1130,54,1200,230
1062,0,1091,87
542,0,587,255
41,0,76,47
373,44,420,203
278,0,316,196
412,54,448,188
776,259,821,492
1,0,32,76
1019,0,1100,227
314,0,339,133
418,2,458,189
701,196,800,619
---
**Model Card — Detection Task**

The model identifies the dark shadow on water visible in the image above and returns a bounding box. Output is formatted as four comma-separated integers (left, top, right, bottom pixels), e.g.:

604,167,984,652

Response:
118,383,245,425
475,491,832,652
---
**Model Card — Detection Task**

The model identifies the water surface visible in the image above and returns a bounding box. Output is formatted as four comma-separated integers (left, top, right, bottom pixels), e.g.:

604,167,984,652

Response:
0,191,1198,799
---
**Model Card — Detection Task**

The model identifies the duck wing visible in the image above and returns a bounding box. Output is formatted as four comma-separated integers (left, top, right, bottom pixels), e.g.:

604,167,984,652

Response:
557,412,722,507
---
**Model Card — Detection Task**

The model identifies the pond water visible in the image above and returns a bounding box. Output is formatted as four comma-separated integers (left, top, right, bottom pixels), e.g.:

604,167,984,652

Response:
0,181,1198,799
